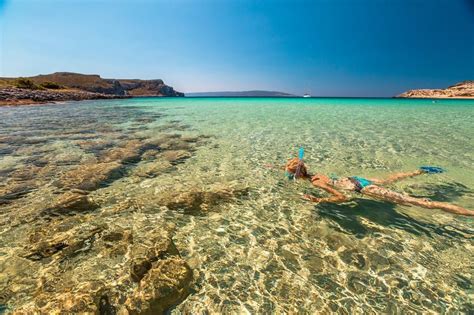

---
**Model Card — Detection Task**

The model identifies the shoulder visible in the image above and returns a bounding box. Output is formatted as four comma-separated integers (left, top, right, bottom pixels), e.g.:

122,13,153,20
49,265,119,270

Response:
311,174,331,185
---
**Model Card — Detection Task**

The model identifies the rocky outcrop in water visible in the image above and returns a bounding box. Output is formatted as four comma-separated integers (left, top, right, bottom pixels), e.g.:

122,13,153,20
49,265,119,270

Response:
0,87,125,106
0,72,184,105
397,81,474,98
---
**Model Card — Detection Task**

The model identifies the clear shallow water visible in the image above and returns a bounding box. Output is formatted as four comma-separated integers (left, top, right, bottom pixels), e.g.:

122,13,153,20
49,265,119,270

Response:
0,97,473,313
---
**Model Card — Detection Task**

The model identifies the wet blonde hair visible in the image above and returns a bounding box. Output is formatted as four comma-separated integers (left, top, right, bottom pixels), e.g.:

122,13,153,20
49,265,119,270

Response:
285,157,309,179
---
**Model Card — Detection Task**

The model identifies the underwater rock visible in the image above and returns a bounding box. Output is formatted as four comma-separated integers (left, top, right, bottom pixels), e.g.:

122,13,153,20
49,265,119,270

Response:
156,123,191,132
0,183,35,205
160,185,250,215
14,292,99,314
58,138,176,192
43,191,99,216
161,150,192,165
8,164,43,181
75,139,116,154
0,143,13,156
58,162,123,191
143,134,209,154
180,136,202,143
126,258,193,315
147,133,181,144
45,146,96,166
129,137,208,177
303,253,325,274
339,249,368,270
97,139,167,164
3,211,194,314
25,221,103,261
132,160,174,178
98,294,116,315
0,135,25,144
130,259,153,283
325,233,353,251
10,217,192,313
141,149,161,160
160,138,193,151
346,271,371,294
100,140,145,164
146,134,192,151
129,229,180,282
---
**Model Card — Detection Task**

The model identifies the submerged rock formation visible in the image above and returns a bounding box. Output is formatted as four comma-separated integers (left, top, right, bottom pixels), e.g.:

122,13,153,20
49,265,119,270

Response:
0,115,250,313
13,218,193,314
158,184,250,215
397,81,474,98
0,100,258,314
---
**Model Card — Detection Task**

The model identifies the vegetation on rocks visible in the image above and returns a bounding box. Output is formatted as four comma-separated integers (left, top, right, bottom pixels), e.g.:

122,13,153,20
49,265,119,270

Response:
14,78,40,89
39,81,63,89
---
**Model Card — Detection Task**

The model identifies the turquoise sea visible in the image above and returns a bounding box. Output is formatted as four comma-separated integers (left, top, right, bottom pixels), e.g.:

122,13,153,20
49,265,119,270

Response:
0,97,473,313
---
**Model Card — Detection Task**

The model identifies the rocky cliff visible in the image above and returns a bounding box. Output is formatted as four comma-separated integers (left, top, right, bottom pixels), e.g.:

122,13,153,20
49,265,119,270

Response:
397,81,474,98
29,72,184,97
0,72,184,105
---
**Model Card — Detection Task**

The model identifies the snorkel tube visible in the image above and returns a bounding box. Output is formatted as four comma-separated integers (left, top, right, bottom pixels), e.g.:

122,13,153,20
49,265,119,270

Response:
294,147,305,180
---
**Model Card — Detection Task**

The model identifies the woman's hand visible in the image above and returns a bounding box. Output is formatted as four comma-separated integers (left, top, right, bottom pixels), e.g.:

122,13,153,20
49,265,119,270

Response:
301,193,321,203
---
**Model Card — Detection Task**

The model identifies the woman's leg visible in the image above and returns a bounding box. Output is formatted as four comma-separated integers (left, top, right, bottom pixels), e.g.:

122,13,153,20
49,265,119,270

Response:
361,185,474,216
369,170,425,185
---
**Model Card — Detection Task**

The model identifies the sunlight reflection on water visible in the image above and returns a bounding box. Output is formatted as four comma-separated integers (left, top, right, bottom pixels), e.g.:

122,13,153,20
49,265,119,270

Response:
0,98,473,313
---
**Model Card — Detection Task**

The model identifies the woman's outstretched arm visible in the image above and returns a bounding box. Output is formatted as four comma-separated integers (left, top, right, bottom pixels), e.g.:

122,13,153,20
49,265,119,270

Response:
302,176,348,204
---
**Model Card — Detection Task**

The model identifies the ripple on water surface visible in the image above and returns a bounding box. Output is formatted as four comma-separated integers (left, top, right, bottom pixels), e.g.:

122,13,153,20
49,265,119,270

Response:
0,98,473,313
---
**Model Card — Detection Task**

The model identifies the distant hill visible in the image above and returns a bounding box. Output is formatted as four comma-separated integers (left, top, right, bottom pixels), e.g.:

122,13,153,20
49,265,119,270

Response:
186,90,296,97
0,72,183,97
397,81,474,99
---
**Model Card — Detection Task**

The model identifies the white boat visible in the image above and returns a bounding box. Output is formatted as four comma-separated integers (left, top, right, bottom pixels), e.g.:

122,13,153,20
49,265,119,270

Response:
303,93,311,98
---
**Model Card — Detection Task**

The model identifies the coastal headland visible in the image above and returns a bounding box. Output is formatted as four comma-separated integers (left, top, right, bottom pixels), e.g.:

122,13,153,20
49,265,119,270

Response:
0,72,184,106
397,81,474,99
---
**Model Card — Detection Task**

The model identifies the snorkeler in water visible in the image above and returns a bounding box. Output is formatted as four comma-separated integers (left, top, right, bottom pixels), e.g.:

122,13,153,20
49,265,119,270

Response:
284,157,474,217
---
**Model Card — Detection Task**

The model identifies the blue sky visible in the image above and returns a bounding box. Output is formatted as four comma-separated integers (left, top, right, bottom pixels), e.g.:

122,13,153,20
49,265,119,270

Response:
1,0,473,96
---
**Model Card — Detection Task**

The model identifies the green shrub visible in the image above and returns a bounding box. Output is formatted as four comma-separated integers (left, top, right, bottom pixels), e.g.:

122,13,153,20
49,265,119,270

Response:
14,78,40,89
40,81,63,89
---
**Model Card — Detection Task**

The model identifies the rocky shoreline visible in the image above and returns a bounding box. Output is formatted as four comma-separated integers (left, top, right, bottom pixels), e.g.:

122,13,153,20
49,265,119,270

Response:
397,80,474,99
0,87,129,106
0,72,184,106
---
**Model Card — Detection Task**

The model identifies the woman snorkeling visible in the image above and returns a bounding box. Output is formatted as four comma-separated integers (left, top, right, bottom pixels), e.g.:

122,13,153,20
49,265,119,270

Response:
284,155,474,217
